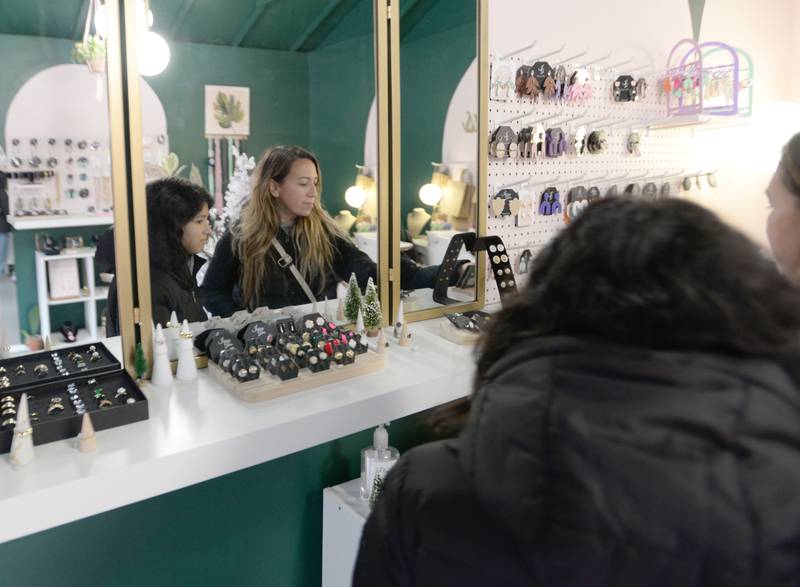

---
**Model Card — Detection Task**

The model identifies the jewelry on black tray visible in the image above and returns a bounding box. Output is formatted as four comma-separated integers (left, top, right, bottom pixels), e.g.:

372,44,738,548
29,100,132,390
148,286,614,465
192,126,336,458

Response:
34,363,49,377
1,417,16,429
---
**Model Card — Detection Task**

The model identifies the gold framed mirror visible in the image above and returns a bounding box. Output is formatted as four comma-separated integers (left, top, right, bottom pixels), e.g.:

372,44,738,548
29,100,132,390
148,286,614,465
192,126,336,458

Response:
389,0,488,324
118,0,391,365
0,0,137,373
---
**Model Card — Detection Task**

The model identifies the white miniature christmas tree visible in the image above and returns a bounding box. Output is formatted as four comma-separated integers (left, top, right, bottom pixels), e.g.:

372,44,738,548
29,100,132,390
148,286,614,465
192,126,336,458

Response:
176,320,198,381
362,277,383,335
10,393,34,466
151,324,173,386
356,308,365,336
343,273,362,323
78,412,97,453
222,147,256,228
398,322,411,347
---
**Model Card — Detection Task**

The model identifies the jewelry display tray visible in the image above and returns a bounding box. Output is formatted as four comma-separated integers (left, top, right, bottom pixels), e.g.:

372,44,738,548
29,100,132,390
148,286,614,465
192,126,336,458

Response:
0,343,148,453
207,349,385,403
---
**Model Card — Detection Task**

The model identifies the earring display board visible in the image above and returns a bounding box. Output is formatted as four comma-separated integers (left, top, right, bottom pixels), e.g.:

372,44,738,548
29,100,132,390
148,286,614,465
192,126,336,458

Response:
3,64,167,227
485,49,716,305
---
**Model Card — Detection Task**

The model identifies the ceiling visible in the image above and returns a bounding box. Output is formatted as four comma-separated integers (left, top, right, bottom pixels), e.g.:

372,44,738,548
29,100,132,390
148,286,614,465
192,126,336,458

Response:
0,0,458,52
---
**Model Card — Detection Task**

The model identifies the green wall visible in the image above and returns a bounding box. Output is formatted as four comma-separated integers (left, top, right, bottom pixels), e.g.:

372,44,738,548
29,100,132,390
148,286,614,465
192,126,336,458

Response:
400,2,476,232
1,35,310,334
0,411,439,586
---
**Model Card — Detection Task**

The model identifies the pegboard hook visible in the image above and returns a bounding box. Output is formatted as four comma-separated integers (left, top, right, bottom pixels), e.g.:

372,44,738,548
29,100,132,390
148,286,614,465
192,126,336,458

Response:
525,174,561,188
499,41,538,60
604,56,634,72
531,44,566,62
554,48,588,66
583,171,610,183
582,52,613,68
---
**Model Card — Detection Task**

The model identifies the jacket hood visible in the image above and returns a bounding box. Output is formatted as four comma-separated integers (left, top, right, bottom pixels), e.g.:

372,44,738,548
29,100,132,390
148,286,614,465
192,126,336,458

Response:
458,336,800,573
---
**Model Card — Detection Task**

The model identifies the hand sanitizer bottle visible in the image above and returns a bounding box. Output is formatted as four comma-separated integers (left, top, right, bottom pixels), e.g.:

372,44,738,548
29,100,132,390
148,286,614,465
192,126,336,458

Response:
360,423,400,501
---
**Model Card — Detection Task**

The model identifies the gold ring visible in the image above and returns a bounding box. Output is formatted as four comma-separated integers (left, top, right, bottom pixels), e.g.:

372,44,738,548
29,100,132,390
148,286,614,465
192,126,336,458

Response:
47,403,65,415
1,417,16,428
1,407,16,417
98,398,113,408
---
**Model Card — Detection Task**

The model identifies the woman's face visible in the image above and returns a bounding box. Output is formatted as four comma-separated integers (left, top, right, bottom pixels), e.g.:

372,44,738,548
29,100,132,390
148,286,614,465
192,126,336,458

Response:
270,158,319,222
766,166,800,282
181,203,211,255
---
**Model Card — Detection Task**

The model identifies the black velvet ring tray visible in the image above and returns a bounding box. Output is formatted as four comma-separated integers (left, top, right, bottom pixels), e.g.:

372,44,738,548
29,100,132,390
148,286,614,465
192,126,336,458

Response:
0,343,148,453
0,342,120,394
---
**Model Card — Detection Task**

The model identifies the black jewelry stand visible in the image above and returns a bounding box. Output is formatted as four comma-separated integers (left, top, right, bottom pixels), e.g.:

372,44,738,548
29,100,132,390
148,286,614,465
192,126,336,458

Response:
432,232,518,305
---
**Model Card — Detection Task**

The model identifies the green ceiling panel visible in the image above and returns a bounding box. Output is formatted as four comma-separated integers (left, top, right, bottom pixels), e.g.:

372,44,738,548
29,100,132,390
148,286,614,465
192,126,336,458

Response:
0,0,441,52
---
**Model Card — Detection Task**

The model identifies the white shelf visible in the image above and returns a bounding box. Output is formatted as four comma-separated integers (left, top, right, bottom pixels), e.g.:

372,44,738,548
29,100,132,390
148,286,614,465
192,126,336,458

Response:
7,214,113,231
35,247,97,261
47,294,91,306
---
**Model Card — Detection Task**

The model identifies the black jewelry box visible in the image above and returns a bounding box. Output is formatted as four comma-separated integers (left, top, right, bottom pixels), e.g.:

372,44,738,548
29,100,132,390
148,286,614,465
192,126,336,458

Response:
0,342,148,454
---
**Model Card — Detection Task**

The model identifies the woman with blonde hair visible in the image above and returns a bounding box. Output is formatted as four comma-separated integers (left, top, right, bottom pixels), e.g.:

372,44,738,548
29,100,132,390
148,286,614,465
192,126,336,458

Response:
201,145,439,315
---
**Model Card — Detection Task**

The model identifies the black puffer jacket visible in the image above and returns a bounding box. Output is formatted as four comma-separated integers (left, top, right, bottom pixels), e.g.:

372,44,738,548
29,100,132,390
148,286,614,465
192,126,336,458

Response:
200,228,441,317
354,337,800,586
97,228,208,335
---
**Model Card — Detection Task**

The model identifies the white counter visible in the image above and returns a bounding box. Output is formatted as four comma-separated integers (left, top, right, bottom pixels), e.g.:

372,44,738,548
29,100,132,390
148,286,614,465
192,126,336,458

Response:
0,319,474,544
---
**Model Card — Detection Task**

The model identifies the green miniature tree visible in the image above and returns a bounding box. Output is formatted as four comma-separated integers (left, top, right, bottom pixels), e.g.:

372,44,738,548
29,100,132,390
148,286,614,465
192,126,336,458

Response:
369,474,386,510
362,277,383,334
134,342,148,381
343,273,362,323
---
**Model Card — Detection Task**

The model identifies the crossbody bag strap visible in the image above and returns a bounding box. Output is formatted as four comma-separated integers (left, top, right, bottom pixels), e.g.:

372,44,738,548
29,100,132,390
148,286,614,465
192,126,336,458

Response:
271,237,317,305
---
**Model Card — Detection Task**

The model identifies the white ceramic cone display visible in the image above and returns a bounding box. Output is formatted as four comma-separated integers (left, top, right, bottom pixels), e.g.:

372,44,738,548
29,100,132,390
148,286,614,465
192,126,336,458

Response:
176,320,198,381
44,335,53,351
398,322,411,347
9,393,34,466
78,413,97,453
0,324,10,358
393,300,405,338
168,311,179,328
356,307,365,336
323,296,331,320
151,324,173,386
376,329,387,354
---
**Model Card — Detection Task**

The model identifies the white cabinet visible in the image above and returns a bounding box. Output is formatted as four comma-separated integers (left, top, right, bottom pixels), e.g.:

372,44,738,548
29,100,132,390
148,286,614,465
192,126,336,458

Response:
34,247,106,346
322,478,369,587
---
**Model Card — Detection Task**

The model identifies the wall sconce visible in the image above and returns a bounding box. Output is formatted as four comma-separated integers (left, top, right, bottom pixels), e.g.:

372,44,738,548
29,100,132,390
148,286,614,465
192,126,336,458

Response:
419,162,449,209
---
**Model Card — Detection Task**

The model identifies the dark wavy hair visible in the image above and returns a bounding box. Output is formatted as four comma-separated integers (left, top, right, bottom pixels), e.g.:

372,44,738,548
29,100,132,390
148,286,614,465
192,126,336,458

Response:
147,177,214,271
474,198,800,394
779,132,800,199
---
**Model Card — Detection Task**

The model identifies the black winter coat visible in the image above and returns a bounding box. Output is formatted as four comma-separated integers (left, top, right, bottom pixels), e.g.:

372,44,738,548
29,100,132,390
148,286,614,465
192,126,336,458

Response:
98,229,208,335
200,228,440,317
354,336,800,587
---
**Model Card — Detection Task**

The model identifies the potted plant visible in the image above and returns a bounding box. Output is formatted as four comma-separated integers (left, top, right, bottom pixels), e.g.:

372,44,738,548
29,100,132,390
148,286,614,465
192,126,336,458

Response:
20,306,43,351
71,34,106,73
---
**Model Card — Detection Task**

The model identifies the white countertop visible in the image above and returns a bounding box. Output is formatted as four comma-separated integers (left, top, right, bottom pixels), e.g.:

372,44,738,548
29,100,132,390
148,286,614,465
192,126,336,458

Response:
0,319,474,544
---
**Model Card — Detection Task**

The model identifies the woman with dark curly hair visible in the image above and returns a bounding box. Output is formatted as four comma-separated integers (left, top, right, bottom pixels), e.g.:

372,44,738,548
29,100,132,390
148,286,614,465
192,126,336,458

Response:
102,177,213,335
354,198,800,586
767,132,800,283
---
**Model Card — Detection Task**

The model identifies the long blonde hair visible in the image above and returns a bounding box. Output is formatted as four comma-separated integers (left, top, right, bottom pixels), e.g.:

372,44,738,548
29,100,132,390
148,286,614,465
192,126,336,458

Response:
232,145,348,309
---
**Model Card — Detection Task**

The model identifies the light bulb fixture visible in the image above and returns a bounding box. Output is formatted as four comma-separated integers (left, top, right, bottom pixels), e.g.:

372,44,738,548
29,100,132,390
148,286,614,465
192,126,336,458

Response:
139,30,170,76
419,183,443,206
419,162,449,208
345,165,374,211
345,185,367,209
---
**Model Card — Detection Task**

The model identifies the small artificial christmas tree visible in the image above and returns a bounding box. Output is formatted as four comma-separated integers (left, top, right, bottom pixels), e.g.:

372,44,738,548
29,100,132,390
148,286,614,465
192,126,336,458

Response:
134,342,148,381
369,474,386,509
362,277,383,335
343,273,362,323
220,147,256,232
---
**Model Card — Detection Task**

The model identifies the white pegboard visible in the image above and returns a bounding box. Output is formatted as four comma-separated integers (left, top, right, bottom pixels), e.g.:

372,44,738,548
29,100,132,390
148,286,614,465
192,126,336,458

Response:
485,51,713,304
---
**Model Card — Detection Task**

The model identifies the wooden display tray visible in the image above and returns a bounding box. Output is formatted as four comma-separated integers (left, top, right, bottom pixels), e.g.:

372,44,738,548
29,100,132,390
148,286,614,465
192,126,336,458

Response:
207,350,386,403
438,319,481,345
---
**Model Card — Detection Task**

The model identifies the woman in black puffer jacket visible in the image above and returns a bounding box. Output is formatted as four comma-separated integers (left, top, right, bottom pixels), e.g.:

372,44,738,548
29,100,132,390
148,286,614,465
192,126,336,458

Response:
354,198,800,587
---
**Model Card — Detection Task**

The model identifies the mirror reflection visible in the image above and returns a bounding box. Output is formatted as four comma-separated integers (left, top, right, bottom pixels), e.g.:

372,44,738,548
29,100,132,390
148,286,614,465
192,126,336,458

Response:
398,0,479,313
123,0,390,329
0,0,119,362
